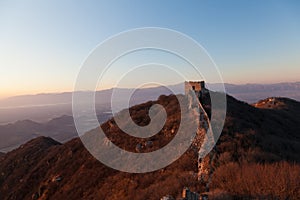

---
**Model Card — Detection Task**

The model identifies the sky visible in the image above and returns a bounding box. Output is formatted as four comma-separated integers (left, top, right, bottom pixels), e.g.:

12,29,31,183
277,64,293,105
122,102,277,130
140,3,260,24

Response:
0,0,300,99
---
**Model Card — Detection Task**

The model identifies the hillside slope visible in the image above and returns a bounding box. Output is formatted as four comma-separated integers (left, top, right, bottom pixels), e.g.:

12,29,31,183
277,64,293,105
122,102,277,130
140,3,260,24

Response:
0,95,300,199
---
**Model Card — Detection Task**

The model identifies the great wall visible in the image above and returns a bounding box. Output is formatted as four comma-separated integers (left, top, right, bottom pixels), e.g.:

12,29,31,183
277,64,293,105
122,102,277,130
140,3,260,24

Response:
161,81,216,200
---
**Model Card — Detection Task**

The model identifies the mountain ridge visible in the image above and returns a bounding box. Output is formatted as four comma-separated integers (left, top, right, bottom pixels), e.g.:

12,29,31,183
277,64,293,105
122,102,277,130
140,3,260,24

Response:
0,94,299,199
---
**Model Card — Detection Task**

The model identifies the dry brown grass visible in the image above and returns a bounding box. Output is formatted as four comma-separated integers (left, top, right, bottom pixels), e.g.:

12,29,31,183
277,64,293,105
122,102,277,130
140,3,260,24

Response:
211,161,300,199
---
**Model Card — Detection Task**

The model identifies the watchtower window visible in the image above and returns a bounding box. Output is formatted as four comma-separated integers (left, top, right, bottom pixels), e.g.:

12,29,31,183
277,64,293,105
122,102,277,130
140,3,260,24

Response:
192,86,195,90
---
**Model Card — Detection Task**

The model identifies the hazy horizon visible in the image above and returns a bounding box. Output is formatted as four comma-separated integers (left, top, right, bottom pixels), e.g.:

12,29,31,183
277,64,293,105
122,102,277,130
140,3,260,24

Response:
0,80,300,100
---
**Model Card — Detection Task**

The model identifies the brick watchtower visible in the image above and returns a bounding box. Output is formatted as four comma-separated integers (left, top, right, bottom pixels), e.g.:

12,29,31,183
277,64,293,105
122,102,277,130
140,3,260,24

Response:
184,81,206,100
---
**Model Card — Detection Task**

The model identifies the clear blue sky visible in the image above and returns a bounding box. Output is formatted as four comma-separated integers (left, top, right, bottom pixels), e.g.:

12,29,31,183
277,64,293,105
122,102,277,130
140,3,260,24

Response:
0,0,299,98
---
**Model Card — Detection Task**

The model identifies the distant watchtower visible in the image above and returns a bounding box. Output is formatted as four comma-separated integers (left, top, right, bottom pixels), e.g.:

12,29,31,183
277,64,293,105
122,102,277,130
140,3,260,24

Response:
185,81,205,94
185,81,206,103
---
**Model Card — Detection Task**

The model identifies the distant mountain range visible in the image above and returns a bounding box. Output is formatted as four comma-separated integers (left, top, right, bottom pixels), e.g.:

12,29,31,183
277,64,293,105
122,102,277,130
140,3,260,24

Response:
1,82,299,107
0,113,112,152
0,86,181,125
0,82,299,124
218,82,300,103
